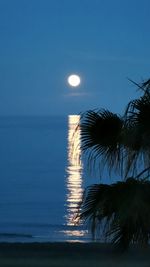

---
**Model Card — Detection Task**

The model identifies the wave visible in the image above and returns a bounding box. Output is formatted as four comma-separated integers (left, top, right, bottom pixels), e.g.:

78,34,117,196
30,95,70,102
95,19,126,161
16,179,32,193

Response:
0,224,89,242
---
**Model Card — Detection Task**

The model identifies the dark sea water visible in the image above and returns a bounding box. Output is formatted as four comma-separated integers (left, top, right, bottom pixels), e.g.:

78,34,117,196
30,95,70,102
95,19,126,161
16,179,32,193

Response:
0,116,91,243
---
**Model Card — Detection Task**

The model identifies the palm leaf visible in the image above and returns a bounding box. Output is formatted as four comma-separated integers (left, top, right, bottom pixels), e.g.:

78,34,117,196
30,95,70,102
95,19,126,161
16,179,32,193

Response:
80,109,124,175
124,93,150,176
77,178,150,249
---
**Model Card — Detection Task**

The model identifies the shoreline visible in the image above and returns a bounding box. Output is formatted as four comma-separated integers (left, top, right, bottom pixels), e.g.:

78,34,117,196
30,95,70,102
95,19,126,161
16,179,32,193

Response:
0,242,150,266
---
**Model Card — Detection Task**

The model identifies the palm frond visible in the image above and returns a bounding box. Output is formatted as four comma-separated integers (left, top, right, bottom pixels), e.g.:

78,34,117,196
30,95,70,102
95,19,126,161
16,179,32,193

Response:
125,92,150,139
80,109,124,175
77,179,150,249
123,93,150,176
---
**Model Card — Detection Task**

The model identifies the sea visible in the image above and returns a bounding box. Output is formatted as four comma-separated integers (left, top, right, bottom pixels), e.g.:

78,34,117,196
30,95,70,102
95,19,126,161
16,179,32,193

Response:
0,115,94,243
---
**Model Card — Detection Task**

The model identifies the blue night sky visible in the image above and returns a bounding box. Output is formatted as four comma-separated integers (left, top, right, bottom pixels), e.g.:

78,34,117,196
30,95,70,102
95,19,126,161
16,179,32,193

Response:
0,0,150,116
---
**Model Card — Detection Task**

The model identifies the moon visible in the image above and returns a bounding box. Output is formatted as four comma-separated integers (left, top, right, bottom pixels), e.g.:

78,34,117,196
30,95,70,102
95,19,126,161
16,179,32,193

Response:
67,74,81,87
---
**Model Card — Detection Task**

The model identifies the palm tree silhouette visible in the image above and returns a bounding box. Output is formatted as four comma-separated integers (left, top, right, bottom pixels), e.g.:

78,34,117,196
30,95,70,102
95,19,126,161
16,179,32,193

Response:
76,79,150,249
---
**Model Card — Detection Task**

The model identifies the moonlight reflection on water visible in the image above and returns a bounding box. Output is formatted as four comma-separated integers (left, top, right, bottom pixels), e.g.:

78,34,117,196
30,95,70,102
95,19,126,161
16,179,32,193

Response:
63,115,90,240
66,115,83,226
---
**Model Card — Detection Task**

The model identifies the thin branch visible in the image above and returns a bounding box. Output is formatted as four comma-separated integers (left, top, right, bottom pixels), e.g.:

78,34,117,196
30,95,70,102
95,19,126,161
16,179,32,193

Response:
135,166,150,179
127,78,145,91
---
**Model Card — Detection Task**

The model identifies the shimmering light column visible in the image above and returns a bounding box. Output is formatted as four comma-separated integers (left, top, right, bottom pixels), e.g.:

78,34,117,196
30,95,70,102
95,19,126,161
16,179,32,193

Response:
63,115,88,241
66,115,83,226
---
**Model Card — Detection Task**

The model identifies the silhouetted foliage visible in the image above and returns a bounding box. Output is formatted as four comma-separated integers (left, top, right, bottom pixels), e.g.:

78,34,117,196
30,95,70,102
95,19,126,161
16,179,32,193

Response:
76,78,150,249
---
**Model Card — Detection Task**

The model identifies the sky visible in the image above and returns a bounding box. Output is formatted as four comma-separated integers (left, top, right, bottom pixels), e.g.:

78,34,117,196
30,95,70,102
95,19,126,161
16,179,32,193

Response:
0,0,150,116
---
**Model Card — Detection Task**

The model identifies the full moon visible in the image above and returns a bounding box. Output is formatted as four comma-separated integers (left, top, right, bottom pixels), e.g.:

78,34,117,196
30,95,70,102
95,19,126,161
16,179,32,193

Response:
67,74,81,87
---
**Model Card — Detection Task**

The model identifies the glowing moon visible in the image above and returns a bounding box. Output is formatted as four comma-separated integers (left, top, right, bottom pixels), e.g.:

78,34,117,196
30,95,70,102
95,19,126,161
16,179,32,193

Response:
67,74,81,87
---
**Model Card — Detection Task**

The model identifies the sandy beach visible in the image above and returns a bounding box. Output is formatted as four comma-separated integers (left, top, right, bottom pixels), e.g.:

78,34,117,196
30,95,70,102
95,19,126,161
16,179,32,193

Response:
0,242,150,267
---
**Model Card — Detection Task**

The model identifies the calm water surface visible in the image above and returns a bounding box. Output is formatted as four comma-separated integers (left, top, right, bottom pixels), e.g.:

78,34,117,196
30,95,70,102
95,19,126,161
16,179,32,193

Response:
0,116,90,242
